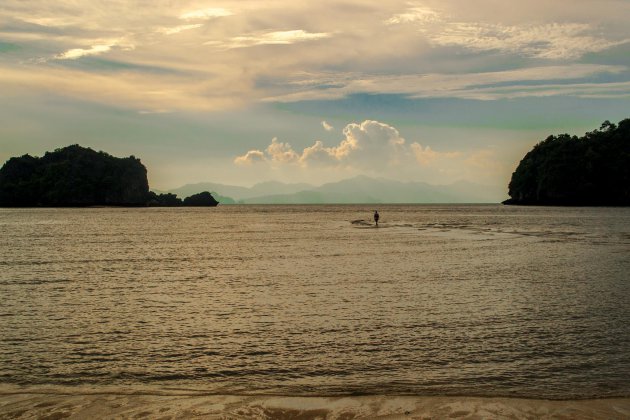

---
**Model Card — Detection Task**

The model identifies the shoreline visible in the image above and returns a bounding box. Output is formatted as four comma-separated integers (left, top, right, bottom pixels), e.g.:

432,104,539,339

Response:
1,387,629,419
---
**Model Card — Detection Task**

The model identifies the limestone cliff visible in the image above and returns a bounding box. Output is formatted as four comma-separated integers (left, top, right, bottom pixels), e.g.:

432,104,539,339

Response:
0,145,149,206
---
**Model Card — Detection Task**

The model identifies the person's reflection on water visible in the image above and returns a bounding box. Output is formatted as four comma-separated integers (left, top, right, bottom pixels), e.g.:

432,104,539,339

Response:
374,210,379,227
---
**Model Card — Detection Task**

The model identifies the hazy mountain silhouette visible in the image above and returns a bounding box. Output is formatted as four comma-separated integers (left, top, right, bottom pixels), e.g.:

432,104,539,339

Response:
169,176,505,204
168,181,313,201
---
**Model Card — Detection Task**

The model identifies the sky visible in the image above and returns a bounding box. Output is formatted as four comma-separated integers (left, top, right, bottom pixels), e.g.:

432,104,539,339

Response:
1,0,629,192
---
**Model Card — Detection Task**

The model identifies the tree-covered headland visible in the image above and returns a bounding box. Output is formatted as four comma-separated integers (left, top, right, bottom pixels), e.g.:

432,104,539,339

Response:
505,118,630,206
146,191,219,207
0,145,219,207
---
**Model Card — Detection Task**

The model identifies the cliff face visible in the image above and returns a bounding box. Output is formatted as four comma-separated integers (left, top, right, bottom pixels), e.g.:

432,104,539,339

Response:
506,119,630,206
0,145,149,206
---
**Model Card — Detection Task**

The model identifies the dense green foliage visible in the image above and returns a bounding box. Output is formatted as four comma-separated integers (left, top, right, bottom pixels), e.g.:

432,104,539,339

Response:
0,145,149,206
506,119,630,206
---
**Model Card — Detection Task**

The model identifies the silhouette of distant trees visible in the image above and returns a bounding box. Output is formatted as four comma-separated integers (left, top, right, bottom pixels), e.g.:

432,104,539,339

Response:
183,191,219,206
505,118,630,205
146,192,183,206
146,191,219,206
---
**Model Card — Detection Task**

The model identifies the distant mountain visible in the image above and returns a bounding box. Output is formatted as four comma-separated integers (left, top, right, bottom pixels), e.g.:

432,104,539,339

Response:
168,182,250,201
209,192,236,205
168,181,313,201
241,176,504,204
170,176,505,204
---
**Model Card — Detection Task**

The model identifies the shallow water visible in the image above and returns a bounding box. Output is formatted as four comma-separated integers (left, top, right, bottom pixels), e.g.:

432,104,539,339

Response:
1,205,629,399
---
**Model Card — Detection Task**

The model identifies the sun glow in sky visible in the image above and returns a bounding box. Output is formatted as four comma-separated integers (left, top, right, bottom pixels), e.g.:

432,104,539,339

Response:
1,0,629,191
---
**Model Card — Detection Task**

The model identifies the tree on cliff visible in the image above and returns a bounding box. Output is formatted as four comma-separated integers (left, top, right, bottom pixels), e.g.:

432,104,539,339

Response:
0,145,149,206
506,118,630,205
146,192,183,206
145,191,220,206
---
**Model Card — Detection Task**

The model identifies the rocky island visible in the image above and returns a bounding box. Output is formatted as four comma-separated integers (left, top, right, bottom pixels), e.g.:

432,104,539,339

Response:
505,118,629,206
0,145,218,207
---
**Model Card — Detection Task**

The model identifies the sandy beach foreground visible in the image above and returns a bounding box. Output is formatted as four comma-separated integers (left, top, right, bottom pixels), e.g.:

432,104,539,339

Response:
1,387,629,419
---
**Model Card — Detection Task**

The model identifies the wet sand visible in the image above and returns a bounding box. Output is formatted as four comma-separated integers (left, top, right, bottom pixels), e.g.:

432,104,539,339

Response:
1,387,629,419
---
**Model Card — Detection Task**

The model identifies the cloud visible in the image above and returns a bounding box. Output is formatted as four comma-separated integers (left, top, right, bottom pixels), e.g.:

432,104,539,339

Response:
1,0,629,113
322,120,334,131
19,16,83,27
430,22,627,60
410,143,438,165
56,43,113,59
300,141,339,165
0,64,248,111
234,149,266,165
266,137,300,163
4,0,629,191
339,120,403,162
410,143,461,165
231,120,508,186
263,64,628,102
205,30,331,49
235,120,459,169
159,24,203,35
386,6,441,25
179,8,233,21
386,5,628,59
54,38,134,60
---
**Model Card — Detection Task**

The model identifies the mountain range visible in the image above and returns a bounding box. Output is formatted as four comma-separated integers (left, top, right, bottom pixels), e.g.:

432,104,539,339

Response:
162,176,506,204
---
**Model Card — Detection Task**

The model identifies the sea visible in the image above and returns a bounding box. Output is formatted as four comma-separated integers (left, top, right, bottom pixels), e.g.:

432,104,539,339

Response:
1,205,629,400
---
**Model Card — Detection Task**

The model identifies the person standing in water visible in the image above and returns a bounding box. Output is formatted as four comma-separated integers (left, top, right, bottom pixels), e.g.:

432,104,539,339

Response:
374,210,379,227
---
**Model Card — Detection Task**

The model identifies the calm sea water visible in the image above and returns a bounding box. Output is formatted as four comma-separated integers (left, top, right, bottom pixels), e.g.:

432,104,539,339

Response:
1,205,629,399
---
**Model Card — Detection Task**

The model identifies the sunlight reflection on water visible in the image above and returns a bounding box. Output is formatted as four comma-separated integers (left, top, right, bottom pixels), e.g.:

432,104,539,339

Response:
1,205,629,398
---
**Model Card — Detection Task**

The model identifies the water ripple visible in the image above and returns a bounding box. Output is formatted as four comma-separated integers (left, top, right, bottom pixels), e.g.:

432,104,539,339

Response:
1,205,629,399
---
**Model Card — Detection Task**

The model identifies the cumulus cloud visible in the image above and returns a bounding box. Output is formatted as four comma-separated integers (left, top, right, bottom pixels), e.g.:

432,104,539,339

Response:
266,137,300,163
300,141,339,165
234,149,266,165
340,120,403,162
322,120,334,131
235,120,459,169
